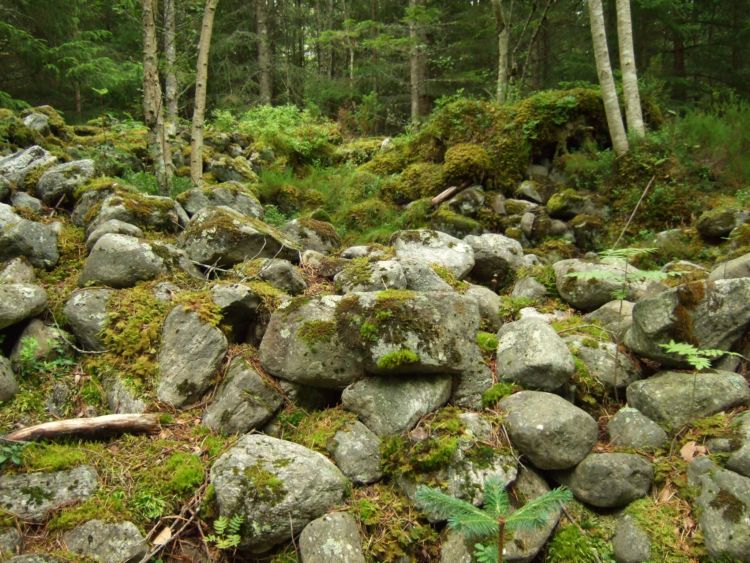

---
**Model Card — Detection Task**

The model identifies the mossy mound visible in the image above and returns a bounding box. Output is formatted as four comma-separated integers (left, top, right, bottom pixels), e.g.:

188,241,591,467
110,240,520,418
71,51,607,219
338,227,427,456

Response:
0,109,43,151
381,162,445,204
443,143,491,186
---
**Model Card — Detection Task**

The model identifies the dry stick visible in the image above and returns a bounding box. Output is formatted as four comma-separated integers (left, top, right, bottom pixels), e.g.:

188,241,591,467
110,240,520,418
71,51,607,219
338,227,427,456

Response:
612,175,656,250
46,307,108,355
3,414,160,442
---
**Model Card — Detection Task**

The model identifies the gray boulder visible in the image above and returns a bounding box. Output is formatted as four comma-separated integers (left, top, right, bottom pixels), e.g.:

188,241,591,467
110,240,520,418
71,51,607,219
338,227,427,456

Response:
565,337,641,390
7,556,59,563
180,206,299,267
391,229,475,279
23,111,50,133
11,191,42,214
728,412,750,478
709,251,750,281
0,526,21,557
607,407,668,449
0,257,36,283
0,146,56,187
0,465,97,520
612,515,651,563
439,530,473,563
85,219,144,251
448,185,486,215
398,259,454,292
0,356,18,402
63,520,147,563
283,218,341,254
62,288,114,351
36,159,95,205
626,370,749,429
697,207,749,239
209,282,267,342
0,284,47,330
103,375,147,414
584,300,634,340
464,233,523,287
79,234,166,288
210,434,348,552
177,182,264,219
255,258,307,295
0,203,59,268
499,391,598,470
464,284,503,331
10,319,73,372
86,192,185,234
555,453,652,508
156,307,228,407
299,512,366,563
203,357,283,434
511,277,548,300
334,259,406,293
496,318,575,392
327,420,382,484
342,374,452,436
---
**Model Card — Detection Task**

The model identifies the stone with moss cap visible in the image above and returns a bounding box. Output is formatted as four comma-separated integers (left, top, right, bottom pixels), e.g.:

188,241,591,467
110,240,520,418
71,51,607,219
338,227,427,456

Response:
299,511,367,563
210,434,348,553
0,203,59,269
180,205,300,268
36,159,95,205
283,217,341,254
0,145,56,187
334,258,406,293
177,181,264,219
391,229,475,279
85,191,186,235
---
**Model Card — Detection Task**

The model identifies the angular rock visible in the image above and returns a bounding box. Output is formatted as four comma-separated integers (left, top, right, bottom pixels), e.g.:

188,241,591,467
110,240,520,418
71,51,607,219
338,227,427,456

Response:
23,111,50,133
464,233,524,287
0,203,59,268
203,357,283,434
210,434,348,552
464,284,503,331
176,182,264,219
0,146,56,187
0,466,97,520
342,374,452,436
0,257,36,284
62,288,114,351
156,307,228,407
79,234,166,288
11,191,42,214
607,407,668,449
697,207,748,239
63,520,147,563
499,391,598,470
511,277,548,300
584,300,634,340
180,206,299,268
398,259,454,292
255,258,307,295
334,259,406,293
728,412,750,478
36,159,95,205
439,530,473,563
555,453,652,508
0,526,21,557
0,284,47,330
327,420,382,484
391,229,475,279
299,512,366,563
0,356,19,402
709,251,750,281
496,318,575,392
209,282,264,342
565,337,641,390
103,375,147,414
85,219,144,252
626,370,750,429
283,218,341,254
10,319,73,372
86,192,185,234
612,515,651,563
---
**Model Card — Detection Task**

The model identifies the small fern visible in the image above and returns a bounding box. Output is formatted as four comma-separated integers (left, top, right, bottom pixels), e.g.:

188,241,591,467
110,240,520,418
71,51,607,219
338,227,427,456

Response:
659,340,742,371
206,515,243,550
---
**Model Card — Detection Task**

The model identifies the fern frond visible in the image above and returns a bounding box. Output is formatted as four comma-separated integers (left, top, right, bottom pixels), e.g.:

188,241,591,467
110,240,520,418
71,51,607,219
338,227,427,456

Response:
415,485,496,540
600,247,656,259
505,487,572,532
473,542,498,563
227,515,244,534
213,516,228,535
565,270,620,281
482,478,510,519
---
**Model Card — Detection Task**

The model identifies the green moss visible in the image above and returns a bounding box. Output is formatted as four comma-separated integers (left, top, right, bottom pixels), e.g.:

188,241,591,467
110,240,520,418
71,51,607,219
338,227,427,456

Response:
481,382,517,407
430,263,469,292
296,217,340,246
173,290,223,326
498,295,535,322
297,320,337,349
275,407,357,453
48,493,132,531
570,355,606,408
247,280,289,311
382,162,446,204
243,462,286,503
162,453,205,495
344,198,397,230
547,188,586,219
376,289,418,302
547,499,616,563
359,145,410,176
376,348,420,369
432,205,482,237
443,143,491,185
475,331,499,353
624,497,702,562
22,443,88,471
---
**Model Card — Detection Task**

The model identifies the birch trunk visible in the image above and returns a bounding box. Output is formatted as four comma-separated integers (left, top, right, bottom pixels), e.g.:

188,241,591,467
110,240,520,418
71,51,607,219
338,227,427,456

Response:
257,0,272,104
615,0,645,137
164,0,178,138
142,0,172,195
587,0,629,156
491,0,509,103
190,0,220,186
409,0,426,124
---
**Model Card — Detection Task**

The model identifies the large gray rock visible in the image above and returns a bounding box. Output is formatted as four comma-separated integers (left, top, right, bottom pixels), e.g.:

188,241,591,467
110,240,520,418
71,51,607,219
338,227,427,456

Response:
254,258,307,295
85,219,144,252
11,191,42,214
496,318,575,392
342,375,452,436
439,530,473,563
555,453,652,508
728,412,750,478
36,159,95,205
299,512,366,563
62,288,114,351
709,251,750,281
180,206,299,268
63,520,147,563
565,337,641,390
626,370,750,429
0,257,36,284
391,229,475,279
283,218,341,254
607,407,668,449
398,258,454,292
103,375,147,414
328,420,382,484
334,259,407,293
0,203,59,268
511,277,548,301
464,284,504,331
584,300,634,340
624,279,750,367
177,182,264,219
10,319,73,372
697,207,749,239
86,192,185,234
0,466,97,520
499,391,598,470
202,357,283,434
0,356,19,402
210,434,348,552
0,526,21,558
259,295,364,389
23,111,50,133
0,146,56,187
612,515,651,563
156,307,228,407
464,233,523,287
0,284,47,330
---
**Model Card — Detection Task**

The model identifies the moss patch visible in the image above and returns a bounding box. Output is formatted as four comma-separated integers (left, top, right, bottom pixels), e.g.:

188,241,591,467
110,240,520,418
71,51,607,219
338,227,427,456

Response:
376,348,420,370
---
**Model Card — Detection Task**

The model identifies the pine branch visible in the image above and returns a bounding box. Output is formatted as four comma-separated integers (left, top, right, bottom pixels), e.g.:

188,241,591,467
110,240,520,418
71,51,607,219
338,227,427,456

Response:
415,485,497,540
482,477,511,519
505,487,572,532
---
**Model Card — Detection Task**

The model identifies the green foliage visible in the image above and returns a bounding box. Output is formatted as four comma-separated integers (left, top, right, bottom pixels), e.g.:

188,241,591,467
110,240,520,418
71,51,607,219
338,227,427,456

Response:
481,383,516,407
15,336,76,381
132,490,166,520
206,515,244,550
476,332,499,353
0,442,26,467
658,340,742,371
119,171,192,198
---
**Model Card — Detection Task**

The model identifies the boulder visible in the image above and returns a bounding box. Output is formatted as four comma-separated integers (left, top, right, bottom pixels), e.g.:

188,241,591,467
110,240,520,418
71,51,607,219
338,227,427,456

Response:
7,556,59,563
22,112,50,134
11,191,42,214
0,284,47,330
0,145,56,187
86,192,185,234
464,233,523,287
341,374,452,436
283,218,341,254
334,259,407,293
398,259,454,292
511,277,548,300
626,370,750,429
79,234,167,288
0,356,19,402
9,319,73,373
156,307,228,407
180,206,299,268
0,203,59,268
391,229,475,279
0,465,97,520
209,282,266,342
612,515,651,563
299,512,366,563
0,257,36,284
85,219,144,252
62,288,115,351
709,251,750,281
327,420,383,484
210,434,348,552
447,185,485,216
176,182,264,219
103,375,147,414
254,258,307,295
202,357,283,434
607,407,668,449
584,300,634,340
496,318,575,392
565,337,641,390
727,412,750,478
464,284,503,331
555,453,652,508
0,526,21,557
63,520,147,563
36,159,95,205
499,391,598,470
697,207,749,239
439,530,473,563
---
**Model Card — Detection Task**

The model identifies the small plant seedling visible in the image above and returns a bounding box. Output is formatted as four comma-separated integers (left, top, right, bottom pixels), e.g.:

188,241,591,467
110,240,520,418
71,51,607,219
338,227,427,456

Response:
0,442,27,467
659,340,742,371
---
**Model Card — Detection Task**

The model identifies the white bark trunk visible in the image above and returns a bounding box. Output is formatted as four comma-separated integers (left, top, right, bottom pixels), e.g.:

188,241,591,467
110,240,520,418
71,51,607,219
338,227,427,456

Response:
615,0,645,137
491,0,510,103
409,0,426,124
587,0,629,156
257,0,272,104
190,0,220,186
164,0,178,138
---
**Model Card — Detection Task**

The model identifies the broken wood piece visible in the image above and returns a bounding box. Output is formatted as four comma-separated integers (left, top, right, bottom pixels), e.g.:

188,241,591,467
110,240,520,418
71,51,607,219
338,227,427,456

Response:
3,414,161,442
431,186,461,207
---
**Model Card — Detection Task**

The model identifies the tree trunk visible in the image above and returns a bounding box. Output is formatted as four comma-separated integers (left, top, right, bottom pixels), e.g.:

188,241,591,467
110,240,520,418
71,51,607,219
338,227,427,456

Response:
257,0,272,104
615,0,645,137
587,0,629,156
409,0,426,124
190,0,220,187
164,0,178,138
142,0,172,195
491,0,510,103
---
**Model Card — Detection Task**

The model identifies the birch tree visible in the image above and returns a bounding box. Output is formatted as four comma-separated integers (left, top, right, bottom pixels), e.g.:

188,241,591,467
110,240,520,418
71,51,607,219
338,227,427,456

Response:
490,0,511,103
408,0,427,124
257,0,272,104
587,0,629,156
190,0,220,186
615,0,645,137
164,0,178,138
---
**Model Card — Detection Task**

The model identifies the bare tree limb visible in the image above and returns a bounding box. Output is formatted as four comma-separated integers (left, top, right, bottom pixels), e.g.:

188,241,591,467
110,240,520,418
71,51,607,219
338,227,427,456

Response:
3,414,161,442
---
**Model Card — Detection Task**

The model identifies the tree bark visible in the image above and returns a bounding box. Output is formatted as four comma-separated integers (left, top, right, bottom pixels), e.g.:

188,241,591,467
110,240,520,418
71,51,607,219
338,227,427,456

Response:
409,0,426,124
4,414,160,442
491,0,510,103
257,0,272,104
587,0,629,156
142,0,172,195
164,0,178,138
615,0,645,137
190,0,220,187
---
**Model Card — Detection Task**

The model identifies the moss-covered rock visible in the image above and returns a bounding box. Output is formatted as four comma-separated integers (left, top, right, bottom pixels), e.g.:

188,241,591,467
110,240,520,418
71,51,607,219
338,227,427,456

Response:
431,205,483,238
443,143,491,186
381,162,445,204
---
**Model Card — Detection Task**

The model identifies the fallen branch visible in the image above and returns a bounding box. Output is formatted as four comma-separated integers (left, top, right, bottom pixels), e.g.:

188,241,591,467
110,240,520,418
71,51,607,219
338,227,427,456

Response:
431,186,461,207
3,414,161,442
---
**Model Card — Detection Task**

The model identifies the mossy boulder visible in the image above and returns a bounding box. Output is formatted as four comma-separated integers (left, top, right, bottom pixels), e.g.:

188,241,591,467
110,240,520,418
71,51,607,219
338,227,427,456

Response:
0,203,59,269
697,207,748,239
283,217,341,254
0,283,47,330
207,154,259,184
62,288,115,351
391,229,475,279
0,145,56,188
36,159,95,205
382,162,445,204
63,520,147,563
176,181,264,219
443,143,491,186
85,191,187,235
546,188,589,220
334,258,407,293
344,198,397,231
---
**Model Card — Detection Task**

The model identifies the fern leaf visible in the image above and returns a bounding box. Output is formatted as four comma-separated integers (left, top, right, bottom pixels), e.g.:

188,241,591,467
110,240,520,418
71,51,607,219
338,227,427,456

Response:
213,516,228,535
415,485,496,540
505,487,572,532
600,247,656,259
482,478,510,519
227,515,244,534
473,542,498,563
